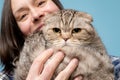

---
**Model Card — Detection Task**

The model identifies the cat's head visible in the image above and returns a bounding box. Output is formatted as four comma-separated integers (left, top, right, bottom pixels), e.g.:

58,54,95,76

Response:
42,9,96,48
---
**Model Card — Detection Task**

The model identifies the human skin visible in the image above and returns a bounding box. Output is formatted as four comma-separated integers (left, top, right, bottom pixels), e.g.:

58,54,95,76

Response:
11,0,83,80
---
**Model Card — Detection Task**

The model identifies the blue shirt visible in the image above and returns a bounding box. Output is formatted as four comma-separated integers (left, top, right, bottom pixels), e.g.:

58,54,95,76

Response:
110,56,120,80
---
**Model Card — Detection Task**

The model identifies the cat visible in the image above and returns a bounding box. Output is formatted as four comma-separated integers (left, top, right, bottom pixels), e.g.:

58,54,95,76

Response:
14,9,114,80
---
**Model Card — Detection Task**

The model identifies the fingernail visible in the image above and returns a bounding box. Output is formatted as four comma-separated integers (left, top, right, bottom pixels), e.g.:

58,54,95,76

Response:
72,58,79,64
47,48,53,52
57,52,65,58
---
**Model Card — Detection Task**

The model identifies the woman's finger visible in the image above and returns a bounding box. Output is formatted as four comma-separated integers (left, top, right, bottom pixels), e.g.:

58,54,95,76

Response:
26,48,53,80
38,52,65,80
74,76,83,80
55,58,79,80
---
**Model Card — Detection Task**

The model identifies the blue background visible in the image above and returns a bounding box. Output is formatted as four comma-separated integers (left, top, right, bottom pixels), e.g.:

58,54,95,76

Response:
60,0,120,56
0,0,119,56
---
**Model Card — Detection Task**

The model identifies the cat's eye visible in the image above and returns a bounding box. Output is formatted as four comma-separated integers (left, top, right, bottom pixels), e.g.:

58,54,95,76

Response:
53,28,61,33
72,28,81,33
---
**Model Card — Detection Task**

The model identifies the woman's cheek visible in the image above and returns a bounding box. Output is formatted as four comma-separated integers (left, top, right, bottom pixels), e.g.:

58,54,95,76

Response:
18,21,32,36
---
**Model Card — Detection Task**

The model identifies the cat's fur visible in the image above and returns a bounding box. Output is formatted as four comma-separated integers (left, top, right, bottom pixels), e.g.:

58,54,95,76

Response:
14,9,114,80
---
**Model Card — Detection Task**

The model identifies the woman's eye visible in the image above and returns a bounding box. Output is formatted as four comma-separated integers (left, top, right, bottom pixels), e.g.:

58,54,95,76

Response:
38,1,46,7
16,13,28,21
72,28,81,33
20,14,27,20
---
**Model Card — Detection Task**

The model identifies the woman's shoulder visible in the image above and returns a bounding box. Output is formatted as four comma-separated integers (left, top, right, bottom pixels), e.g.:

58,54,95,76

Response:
0,71,13,80
110,56,120,80
0,72,10,80
110,56,120,67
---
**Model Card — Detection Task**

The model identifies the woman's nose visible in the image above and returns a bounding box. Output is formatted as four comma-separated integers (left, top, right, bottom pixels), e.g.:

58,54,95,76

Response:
31,8,44,23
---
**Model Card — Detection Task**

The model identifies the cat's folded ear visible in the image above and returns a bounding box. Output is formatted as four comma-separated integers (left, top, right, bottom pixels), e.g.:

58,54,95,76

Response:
77,12,93,23
12,57,19,67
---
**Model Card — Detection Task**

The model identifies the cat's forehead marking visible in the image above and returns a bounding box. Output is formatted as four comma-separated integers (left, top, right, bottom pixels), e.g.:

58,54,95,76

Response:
58,9,77,32
60,9,76,25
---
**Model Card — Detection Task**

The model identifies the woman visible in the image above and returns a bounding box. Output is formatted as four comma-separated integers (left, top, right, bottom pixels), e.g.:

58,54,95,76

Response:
0,0,82,80
0,0,120,80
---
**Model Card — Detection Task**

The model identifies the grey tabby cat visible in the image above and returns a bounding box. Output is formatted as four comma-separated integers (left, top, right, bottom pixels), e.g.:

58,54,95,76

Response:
14,9,114,80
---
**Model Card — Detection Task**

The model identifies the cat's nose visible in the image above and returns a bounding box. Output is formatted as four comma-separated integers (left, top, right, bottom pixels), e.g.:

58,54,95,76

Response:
64,38,69,41
62,33,70,41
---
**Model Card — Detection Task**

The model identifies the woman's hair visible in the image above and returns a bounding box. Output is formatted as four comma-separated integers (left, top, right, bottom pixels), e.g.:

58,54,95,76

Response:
0,0,25,73
0,0,63,73
52,0,64,9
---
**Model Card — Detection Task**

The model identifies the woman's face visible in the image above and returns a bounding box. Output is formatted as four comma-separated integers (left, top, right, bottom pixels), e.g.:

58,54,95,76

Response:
11,0,60,36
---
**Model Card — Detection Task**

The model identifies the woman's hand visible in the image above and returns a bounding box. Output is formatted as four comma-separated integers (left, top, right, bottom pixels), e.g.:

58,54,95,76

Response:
26,48,83,80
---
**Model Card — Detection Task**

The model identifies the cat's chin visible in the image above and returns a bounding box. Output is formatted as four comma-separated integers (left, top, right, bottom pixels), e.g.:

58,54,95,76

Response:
52,44,71,49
